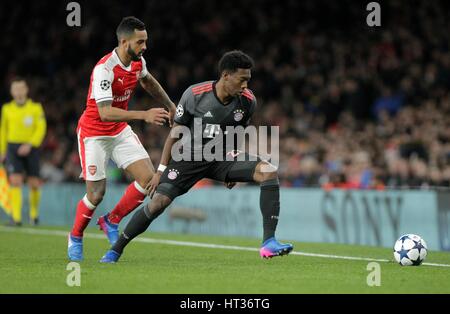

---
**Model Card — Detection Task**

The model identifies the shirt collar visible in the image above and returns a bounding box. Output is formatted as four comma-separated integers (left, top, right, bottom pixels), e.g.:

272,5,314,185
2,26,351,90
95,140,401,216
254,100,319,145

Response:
113,48,132,71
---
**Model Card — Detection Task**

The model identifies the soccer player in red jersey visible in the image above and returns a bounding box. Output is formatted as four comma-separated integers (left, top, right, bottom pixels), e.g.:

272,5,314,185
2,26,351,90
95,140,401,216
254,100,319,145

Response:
68,16,176,261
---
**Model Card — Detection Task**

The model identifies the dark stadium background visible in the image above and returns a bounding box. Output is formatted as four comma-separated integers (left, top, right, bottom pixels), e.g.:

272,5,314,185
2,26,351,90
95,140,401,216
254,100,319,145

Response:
1,0,449,189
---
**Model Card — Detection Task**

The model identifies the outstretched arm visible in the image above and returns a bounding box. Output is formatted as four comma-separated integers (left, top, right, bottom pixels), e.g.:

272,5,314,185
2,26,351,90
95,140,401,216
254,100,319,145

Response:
140,73,177,126
97,99,169,125
92,63,170,125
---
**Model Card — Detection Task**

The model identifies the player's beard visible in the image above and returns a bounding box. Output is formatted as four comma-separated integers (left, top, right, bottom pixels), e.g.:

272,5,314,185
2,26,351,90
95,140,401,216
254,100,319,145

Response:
127,46,141,61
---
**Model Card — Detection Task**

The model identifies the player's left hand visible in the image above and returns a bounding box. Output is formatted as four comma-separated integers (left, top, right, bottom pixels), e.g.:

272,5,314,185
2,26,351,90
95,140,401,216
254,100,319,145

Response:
146,172,162,198
17,144,32,157
224,182,236,189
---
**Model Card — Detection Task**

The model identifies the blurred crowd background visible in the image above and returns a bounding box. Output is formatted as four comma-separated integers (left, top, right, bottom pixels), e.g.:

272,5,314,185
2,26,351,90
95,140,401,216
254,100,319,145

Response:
1,0,449,189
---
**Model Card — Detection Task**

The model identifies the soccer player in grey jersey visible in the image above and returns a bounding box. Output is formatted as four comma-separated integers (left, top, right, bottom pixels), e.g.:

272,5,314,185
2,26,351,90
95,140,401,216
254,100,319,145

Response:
100,51,293,262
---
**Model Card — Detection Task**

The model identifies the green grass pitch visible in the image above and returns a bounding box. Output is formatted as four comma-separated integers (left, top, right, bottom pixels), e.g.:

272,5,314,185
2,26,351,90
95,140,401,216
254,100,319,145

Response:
1,226,450,293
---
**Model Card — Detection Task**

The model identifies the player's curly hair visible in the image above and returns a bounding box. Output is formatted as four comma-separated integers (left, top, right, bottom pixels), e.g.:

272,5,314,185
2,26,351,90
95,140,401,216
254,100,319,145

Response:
218,50,254,75
116,16,146,41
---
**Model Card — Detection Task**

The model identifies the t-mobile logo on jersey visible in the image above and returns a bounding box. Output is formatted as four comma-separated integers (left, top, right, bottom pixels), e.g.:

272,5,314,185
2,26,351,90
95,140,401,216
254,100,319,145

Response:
204,124,221,138
170,118,279,172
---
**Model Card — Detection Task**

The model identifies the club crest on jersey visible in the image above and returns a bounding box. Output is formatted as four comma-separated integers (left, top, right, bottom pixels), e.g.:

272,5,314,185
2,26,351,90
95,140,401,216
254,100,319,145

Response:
176,104,184,117
167,169,180,180
100,80,111,91
233,109,244,122
88,165,97,175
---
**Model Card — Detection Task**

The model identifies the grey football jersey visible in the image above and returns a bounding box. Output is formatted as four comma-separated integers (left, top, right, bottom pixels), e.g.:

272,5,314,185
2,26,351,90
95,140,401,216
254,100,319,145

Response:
174,81,257,160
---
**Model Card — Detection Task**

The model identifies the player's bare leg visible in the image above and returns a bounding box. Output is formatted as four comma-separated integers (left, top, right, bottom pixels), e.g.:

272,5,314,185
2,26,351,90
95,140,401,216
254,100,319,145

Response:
68,179,106,261
97,158,154,245
253,161,293,259
100,193,172,263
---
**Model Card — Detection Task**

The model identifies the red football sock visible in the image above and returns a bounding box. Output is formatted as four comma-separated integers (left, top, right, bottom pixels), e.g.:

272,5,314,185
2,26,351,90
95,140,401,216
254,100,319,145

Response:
108,181,146,224
71,195,96,237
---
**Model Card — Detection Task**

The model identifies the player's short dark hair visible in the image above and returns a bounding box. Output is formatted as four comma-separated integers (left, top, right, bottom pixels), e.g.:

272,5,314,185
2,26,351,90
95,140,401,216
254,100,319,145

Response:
218,50,254,75
116,16,146,41
10,77,27,84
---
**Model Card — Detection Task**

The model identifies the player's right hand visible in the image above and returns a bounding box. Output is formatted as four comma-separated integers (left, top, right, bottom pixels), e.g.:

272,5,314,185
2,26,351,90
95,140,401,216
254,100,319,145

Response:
144,108,170,125
0,154,5,164
17,144,32,157
146,172,162,198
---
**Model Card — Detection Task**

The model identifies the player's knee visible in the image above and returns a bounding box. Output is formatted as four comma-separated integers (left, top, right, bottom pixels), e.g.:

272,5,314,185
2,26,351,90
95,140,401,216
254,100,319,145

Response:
9,174,24,187
86,190,105,206
261,170,278,183
148,193,171,216
86,180,106,206
88,193,103,206
254,162,278,183
28,177,41,189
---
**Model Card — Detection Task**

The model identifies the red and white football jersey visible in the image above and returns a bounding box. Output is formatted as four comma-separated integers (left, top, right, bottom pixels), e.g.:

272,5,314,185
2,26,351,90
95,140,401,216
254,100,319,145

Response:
78,49,148,137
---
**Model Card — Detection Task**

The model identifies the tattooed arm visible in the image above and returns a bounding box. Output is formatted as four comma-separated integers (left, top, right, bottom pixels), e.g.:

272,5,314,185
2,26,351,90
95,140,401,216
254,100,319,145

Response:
140,73,177,126
97,100,169,125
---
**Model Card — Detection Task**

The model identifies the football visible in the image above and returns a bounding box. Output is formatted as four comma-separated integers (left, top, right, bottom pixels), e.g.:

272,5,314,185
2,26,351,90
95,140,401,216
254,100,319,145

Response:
393,234,428,266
